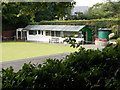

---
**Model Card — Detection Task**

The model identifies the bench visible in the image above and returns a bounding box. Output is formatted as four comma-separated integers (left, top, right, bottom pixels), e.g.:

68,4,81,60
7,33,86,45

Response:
50,38,59,43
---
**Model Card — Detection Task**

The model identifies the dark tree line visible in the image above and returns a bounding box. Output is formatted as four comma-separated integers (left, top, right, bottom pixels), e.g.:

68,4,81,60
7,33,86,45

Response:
2,2,75,30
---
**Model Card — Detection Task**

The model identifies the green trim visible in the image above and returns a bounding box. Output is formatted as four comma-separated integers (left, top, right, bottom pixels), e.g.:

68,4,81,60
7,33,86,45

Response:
82,26,92,43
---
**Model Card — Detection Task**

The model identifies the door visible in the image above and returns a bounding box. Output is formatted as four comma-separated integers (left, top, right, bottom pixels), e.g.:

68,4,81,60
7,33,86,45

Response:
23,31,27,40
83,32,87,41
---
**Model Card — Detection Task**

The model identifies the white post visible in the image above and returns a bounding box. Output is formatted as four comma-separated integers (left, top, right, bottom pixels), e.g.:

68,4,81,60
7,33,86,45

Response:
54,31,56,37
60,31,64,37
21,31,22,40
16,29,18,40
50,31,51,36
43,31,45,36
37,30,38,35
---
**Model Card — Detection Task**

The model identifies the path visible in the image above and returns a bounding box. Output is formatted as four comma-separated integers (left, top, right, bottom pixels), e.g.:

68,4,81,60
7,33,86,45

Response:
2,52,71,72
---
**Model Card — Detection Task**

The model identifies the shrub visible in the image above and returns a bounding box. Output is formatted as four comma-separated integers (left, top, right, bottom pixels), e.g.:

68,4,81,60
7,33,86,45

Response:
64,44,120,89
2,60,85,89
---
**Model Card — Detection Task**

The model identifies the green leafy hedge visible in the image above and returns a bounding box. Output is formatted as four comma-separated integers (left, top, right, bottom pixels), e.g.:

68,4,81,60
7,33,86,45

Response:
2,43,120,89
30,19,120,28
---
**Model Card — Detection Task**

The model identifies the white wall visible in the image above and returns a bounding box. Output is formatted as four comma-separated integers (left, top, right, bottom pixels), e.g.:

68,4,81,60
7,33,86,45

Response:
27,31,52,42
27,35,52,42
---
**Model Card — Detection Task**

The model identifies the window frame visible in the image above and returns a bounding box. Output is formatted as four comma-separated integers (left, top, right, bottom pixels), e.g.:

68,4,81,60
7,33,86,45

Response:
29,30,37,35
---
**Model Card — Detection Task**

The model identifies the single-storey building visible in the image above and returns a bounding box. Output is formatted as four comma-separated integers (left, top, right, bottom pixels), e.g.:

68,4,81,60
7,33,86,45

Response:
16,25,92,43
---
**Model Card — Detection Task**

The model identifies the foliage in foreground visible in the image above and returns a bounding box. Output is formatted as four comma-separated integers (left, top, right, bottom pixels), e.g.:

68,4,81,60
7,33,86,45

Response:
2,43,120,89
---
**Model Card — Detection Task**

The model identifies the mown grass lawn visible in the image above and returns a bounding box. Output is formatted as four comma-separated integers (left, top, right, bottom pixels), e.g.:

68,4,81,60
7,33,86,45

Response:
1,42,78,62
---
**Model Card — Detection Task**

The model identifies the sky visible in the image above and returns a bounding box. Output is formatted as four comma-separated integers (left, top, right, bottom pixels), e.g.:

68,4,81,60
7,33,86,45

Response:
74,0,105,7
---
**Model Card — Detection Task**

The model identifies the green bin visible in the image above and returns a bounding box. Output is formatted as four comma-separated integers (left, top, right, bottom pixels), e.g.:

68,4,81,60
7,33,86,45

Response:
98,28,111,40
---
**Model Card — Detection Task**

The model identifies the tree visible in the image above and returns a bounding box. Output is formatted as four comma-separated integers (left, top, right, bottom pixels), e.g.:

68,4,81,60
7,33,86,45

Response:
2,2,30,30
84,1,120,19
18,2,75,21
2,2,76,30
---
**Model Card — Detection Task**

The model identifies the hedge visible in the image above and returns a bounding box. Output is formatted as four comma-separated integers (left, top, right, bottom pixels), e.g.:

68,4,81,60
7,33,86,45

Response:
30,19,120,28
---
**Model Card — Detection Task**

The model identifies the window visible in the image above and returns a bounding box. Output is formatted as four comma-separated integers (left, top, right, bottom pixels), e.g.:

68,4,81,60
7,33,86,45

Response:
51,31,54,36
38,30,41,34
56,31,60,37
29,30,37,35
38,30,43,35
42,31,43,35
46,31,50,36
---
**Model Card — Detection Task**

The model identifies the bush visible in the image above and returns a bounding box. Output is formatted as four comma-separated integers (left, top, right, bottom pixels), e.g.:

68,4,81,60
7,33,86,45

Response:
64,44,120,89
2,43,120,89
2,60,83,89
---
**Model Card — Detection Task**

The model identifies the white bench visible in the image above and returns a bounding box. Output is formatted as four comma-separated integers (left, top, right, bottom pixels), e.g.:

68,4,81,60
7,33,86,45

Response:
50,38,59,43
